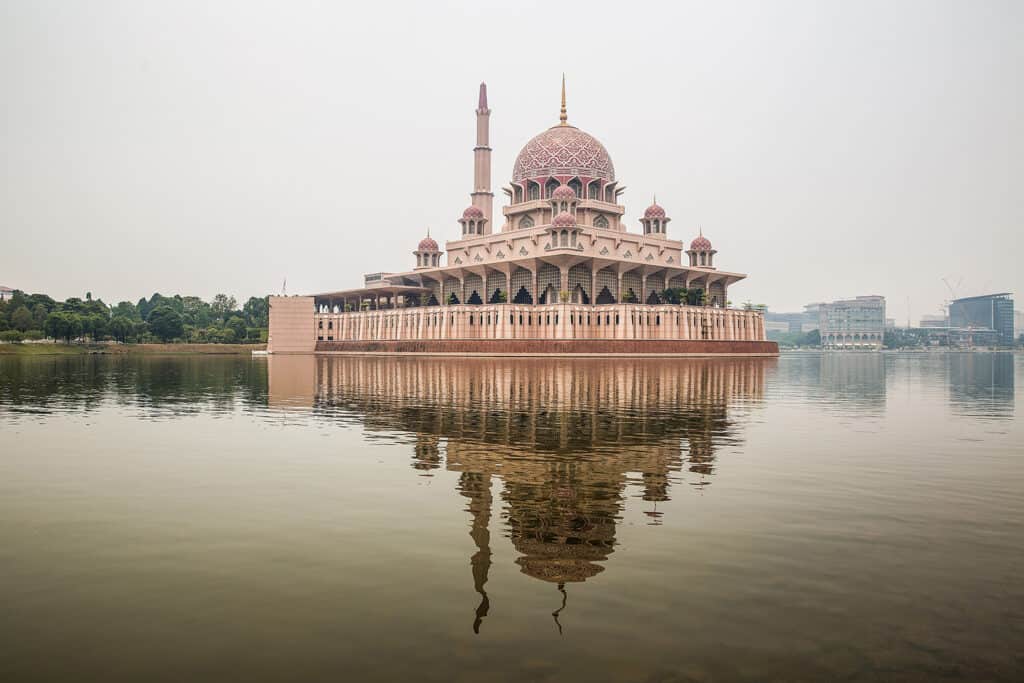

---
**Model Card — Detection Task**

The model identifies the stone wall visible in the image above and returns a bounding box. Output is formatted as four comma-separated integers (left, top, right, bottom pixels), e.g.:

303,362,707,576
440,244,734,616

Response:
268,296,316,354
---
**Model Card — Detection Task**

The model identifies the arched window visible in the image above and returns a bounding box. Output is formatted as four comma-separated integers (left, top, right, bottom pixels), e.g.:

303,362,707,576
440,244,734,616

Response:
588,182,600,199
700,253,707,265
568,178,582,197
560,230,568,246
570,231,577,246
545,178,559,198
527,182,540,201
520,215,534,229
514,186,523,203
593,214,608,229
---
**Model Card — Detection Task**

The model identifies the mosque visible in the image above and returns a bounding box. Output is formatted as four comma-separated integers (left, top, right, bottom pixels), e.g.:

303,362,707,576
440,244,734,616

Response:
268,80,775,355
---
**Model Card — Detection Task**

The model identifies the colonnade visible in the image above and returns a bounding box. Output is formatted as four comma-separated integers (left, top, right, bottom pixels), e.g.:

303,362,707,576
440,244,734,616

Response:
314,303,766,343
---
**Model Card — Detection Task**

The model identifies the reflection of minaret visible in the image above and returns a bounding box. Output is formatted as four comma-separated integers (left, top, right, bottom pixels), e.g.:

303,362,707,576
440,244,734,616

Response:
471,82,493,234
457,471,492,634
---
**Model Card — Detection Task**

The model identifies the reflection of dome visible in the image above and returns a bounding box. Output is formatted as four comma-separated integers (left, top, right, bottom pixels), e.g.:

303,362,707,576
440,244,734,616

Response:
551,184,576,201
513,125,615,182
462,205,484,219
690,234,712,251
418,235,438,251
644,202,666,219
552,211,576,229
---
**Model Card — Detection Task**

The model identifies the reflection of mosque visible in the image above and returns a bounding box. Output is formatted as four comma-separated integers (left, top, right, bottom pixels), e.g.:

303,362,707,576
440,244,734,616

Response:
268,356,768,632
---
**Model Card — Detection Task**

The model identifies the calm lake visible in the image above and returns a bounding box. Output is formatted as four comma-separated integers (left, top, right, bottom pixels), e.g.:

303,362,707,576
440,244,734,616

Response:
1,353,1021,682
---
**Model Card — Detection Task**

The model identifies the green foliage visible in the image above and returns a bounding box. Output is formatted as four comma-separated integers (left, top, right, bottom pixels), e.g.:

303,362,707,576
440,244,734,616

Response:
44,311,83,343
771,328,821,348
109,316,133,343
1,330,24,343
661,287,688,305
147,306,185,342
211,293,238,322
112,301,140,320
24,330,44,341
242,296,269,328
11,305,33,331
226,315,247,342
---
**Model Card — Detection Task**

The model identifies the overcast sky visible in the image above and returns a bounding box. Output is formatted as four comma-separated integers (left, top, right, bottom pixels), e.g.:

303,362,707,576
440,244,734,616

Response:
1,0,1021,320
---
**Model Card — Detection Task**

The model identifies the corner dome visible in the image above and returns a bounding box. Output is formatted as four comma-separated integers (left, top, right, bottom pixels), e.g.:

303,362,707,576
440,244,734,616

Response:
552,211,576,229
644,202,666,219
462,205,484,219
512,125,615,183
690,234,712,251
418,235,439,251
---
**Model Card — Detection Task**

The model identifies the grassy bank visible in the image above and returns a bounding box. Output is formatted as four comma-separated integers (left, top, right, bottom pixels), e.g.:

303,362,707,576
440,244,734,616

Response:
0,343,265,356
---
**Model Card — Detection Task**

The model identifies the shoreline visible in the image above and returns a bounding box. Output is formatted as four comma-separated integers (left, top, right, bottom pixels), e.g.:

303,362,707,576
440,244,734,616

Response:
0,343,266,356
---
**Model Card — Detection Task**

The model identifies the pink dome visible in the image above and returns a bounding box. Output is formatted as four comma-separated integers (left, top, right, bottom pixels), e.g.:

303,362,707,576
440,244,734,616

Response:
551,184,576,201
552,211,576,229
644,202,666,219
690,234,713,251
513,125,615,182
418,235,438,251
462,205,484,219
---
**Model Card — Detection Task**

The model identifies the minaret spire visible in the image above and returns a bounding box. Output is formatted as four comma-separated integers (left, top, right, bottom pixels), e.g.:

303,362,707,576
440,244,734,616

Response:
559,73,568,125
471,82,494,234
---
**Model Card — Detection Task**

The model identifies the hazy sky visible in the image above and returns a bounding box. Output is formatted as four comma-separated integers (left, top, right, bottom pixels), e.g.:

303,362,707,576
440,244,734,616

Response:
2,1,1021,320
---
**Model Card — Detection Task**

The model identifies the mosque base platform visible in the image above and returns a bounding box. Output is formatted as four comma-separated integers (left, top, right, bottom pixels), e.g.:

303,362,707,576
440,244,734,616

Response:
311,339,778,356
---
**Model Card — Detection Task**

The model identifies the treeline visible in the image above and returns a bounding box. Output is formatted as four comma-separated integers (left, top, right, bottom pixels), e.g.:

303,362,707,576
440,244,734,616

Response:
0,290,269,344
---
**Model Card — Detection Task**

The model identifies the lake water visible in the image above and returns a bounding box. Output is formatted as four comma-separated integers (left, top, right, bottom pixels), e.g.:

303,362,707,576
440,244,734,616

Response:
1,353,1021,682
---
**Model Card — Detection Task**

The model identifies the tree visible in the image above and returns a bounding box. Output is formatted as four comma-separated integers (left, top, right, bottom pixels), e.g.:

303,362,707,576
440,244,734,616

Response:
112,301,140,321
32,304,48,329
108,316,132,343
242,296,269,328
226,315,247,342
45,311,83,343
147,306,184,342
11,305,32,332
211,293,237,322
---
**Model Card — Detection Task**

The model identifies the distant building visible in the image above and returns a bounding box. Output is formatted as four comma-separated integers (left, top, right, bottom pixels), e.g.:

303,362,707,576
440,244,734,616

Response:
1015,310,1023,339
819,295,886,350
919,314,948,329
949,293,1014,345
0,286,14,302
885,318,896,330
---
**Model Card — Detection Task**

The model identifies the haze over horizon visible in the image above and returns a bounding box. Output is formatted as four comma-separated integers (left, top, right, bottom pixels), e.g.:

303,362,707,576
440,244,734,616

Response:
2,1,1021,321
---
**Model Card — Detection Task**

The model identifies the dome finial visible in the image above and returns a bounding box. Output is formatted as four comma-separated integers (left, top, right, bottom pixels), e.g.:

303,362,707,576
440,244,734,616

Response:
559,73,567,125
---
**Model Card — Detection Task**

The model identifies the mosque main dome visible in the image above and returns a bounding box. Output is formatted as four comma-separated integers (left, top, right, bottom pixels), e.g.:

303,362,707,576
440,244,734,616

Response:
512,124,615,183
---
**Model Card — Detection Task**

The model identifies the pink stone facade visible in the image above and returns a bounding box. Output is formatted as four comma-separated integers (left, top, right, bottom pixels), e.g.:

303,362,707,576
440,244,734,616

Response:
267,80,774,356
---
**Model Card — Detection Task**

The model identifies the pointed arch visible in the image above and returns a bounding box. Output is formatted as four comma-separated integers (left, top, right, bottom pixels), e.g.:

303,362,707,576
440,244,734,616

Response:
544,178,559,198
596,286,616,305
513,286,533,304
539,283,558,304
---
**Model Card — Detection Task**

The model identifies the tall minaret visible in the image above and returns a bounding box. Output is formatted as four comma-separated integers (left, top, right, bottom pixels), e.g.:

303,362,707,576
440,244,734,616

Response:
471,82,493,234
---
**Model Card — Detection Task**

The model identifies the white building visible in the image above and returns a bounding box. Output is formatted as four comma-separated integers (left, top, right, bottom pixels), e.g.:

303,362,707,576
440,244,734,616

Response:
0,286,14,302
819,295,886,350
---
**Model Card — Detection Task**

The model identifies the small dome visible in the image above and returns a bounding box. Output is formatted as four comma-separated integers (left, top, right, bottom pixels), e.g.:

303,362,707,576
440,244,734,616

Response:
462,205,484,219
551,184,576,201
690,234,712,251
552,211,576,229
644,202,666,219
418,235,438,251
